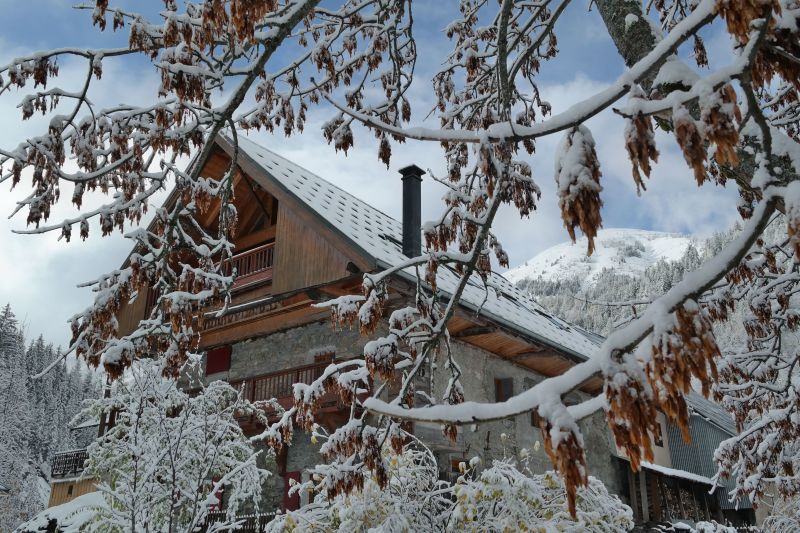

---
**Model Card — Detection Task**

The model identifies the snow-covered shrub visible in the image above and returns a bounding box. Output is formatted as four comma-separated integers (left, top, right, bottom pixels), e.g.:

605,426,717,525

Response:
266,442,451,532
761,494,800,533
15,491,103,533
267,444,633,532
40,358,269,533
692,521,739,533
451,455,634,532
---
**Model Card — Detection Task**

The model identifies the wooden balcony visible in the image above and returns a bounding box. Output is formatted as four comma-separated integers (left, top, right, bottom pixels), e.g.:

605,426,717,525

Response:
222,241,275,289
143,242,275,320
51,449,88,478
232,360,338,411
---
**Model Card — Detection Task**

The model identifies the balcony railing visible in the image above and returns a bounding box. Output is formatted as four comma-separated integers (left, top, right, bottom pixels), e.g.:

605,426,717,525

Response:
232,360,334,409
51,449,88,478
222,242,275,288
199,511,277,532
142,241,275,324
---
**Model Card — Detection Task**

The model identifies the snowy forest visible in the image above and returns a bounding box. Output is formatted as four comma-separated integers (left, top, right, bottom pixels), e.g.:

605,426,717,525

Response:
515,227,741,336
0,305,98,531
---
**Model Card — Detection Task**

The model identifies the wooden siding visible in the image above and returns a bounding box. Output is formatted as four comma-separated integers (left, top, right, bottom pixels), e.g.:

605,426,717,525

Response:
48,478,95,507
271,206,353,294
446,311,604,394
117,288,148,338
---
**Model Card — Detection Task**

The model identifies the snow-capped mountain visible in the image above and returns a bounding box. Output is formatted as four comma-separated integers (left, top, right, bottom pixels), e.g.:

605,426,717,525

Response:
504,228,697,287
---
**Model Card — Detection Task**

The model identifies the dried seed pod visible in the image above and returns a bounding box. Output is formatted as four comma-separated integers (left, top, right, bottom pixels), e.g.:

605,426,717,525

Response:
537,412,588,517
605,361,661,472
650,301,721,436
700,85,741,167
624,112,659,194
554,125,603,255
673,106,707,185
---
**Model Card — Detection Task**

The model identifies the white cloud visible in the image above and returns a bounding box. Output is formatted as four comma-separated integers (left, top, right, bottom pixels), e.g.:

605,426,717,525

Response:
0,49,163,347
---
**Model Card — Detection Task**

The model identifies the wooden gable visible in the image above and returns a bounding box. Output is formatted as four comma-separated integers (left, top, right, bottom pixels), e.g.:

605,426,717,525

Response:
212,136,376,294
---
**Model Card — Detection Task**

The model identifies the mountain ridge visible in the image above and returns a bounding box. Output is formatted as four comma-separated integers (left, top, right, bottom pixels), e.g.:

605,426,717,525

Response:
504,228,699,288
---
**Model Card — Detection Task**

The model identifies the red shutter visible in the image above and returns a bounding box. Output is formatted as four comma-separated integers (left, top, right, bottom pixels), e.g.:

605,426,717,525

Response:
208,477,224,511
206,345,232,375
283,471,301,511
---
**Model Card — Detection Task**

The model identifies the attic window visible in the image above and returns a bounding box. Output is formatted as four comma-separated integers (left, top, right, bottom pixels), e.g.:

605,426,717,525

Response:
251,212,267,232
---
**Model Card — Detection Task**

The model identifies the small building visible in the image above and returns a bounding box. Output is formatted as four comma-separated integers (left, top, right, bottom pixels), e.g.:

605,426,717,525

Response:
615,392,754,527
47,449,94,509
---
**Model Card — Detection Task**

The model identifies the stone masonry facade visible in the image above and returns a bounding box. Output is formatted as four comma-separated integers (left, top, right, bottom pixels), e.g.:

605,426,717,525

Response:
205,318,625,512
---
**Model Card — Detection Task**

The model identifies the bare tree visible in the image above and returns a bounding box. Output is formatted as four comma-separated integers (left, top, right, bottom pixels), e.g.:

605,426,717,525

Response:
2,0,799,515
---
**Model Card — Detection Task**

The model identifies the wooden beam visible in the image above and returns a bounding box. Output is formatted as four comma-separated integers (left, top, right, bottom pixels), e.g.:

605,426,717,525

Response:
234,226,276,251
452,326,497,338
509,347,548,361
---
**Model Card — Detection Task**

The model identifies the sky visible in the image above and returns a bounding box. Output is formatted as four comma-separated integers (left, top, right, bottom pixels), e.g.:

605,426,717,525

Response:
0,1,743,347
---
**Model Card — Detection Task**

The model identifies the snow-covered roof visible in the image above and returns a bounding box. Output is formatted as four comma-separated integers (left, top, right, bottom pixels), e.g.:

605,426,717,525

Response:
640,461,714,485
71,417,100,430
17,491,102,532
233,135,601,361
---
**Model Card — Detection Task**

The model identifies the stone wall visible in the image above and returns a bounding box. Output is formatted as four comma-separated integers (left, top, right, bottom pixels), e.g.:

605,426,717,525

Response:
216,318,624,509
424,338,624,496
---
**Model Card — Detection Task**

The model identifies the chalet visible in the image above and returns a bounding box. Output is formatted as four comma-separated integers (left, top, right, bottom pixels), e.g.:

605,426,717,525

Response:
42,134,753,529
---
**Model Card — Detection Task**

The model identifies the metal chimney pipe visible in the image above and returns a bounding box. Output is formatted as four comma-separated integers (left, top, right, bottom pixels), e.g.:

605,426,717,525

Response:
399,164,425,257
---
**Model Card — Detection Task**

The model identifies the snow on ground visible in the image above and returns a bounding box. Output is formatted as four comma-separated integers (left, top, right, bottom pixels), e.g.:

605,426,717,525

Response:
504,228,696,287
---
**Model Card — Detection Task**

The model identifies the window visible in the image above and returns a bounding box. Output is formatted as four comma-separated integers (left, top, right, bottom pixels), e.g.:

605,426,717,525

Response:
494,378,513,402
312,351,335,380
205,345,232,375
314,351,335,364
67,484,74,497
531,410,541,427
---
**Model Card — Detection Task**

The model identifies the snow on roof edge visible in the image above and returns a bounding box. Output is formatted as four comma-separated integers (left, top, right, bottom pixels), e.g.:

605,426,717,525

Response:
640,461,714,485
382,261,591,364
